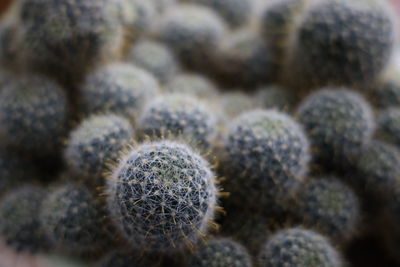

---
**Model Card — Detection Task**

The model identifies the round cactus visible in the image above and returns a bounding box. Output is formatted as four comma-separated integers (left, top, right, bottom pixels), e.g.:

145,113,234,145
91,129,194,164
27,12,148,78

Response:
0,150,37,197
258,228,342,267
193,0,253,28
294,177,360,242
187,237,252,267
353,140,400,198
127,39,179,83
19,0,124,83
220,92,256,118
165,73,219,100
213,28,276,87
65,114,134,183
221,109,310,210
287,0,395,90
40,184,110,252
130,0,157,34
138,94,218,150
158,4,226,70
0,186,49,252
296,88,374,169
78,63,159,123
0,75,68,154
376,108,400,149
254,85,297,112
107,141,218,253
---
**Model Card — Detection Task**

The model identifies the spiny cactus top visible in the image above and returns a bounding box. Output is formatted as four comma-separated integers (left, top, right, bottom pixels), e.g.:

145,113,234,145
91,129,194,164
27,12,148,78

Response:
258,228,342,267
187,237,252,267
107,141,217,253
138,94,218,151
220,92,257,118
296,88,374,168
214,29,276,87
159,4,226,69
353,140,400,198
254,85,297,112
377,108,400,149
295,177,360,242
20,0,124,80
194,0,253,28
0,186,49,253
288,0,395,89
0,150,37,197
65,114,134,183
222,109,310,208
165,73,219,100
40,184,110,252
0,75,68,154
128,39,179,83
79,63,159,123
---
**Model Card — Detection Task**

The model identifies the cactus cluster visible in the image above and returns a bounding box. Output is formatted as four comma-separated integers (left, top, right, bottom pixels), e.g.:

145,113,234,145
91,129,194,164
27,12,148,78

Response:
1,0,399,265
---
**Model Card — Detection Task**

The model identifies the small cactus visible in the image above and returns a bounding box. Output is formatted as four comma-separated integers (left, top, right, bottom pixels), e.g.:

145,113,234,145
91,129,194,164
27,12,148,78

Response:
187,237,252,267
159,4,226,70
221,109,310,211
287,0,395,90
40,184,110,252
376,108,400,149
258,228,342,267
107,141,218,253
19,0,125,84
0,186,49,253
220,92,256,118
0,75,68,154
165,73,219,100
294,177,360,243
65,114,134,184
296,88,374,169
138,94,218,150
78,63,159,123
128,39,179,83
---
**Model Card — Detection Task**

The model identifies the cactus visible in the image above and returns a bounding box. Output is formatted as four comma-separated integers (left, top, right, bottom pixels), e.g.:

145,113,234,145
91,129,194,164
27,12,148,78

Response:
213,28,276,87
107,141,218,253
19,0,125,84
165,73,219,100
221,109,310,211
65,114,134,184
40,184,110,252
187,237,252,267
0,75,68,154
254,85,297,112
138,94,218,150
353,140,400,199
128,39,179,83
294,177,360,243
258,228,342,267
220,92,256,118
296,88,374,169
78,63,159,123
0,186,49,252
287,0,395,90
376,108,400,149
159,4,226,70
0,150,37,197
193,0,253,28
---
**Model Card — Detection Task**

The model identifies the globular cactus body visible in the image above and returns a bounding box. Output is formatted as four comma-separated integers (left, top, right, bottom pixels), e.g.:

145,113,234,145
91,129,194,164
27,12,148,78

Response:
107,141,217,253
